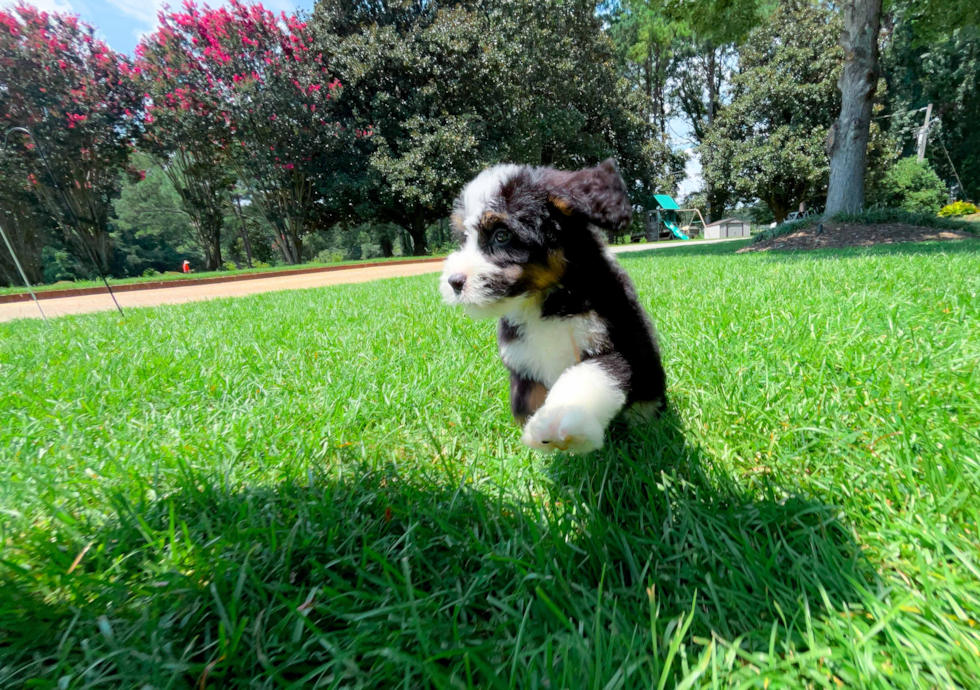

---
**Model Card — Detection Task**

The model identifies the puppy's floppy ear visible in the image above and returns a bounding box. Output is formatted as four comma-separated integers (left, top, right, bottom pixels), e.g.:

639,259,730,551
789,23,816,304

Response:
542,158,633,231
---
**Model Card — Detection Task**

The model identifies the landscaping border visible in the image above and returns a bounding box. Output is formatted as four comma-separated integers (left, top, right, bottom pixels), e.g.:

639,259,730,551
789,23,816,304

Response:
0,257,445,304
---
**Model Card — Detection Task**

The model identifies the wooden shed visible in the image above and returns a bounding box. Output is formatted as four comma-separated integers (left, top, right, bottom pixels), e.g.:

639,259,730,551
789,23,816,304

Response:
703,218,750,239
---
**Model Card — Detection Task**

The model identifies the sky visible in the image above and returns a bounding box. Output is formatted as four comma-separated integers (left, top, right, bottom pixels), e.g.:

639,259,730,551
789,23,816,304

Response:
19,0,315,55
11,0,704,197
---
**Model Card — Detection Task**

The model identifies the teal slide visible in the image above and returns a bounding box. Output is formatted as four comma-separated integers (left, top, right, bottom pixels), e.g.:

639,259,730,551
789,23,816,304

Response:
664,219,689,240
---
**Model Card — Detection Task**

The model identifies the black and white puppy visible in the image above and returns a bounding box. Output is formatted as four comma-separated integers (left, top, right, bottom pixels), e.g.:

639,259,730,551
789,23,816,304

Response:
440,158,667,454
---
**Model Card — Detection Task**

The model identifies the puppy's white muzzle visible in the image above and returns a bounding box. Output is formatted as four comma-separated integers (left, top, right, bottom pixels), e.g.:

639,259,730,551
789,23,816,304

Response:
439,238,515,320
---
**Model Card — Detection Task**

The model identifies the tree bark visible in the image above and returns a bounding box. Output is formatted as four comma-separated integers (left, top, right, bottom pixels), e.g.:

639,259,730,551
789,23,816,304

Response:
66,221,111,273
407,214,428,256
379,235,394,258
0,211,45,286
704,47,719,223
824,0,882,217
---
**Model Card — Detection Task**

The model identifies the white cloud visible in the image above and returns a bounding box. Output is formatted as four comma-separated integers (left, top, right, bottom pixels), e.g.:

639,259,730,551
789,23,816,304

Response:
103,0,160,25
12,0,76,12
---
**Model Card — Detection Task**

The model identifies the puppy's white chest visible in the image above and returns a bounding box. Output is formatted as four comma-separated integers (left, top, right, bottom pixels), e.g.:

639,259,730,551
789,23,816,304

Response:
500,311,607,388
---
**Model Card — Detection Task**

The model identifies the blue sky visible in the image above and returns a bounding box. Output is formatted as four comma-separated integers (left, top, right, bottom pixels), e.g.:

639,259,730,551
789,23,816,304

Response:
18,0,314,55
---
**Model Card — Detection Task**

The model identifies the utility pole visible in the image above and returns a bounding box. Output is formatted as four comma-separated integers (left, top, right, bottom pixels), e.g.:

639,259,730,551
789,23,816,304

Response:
917,103,933,162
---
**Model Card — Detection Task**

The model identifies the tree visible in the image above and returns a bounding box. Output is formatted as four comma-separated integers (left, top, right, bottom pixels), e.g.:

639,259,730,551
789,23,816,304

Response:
0,158,48,286
606,1,684,139
317,1,504,255
824,0,883,216
151,1,356,265
825,0,979,214
318,0,676,254
135,19,237,271
665,0,769,221
111,156,203,275
0,5,142,271
700,0,842,222
881,8,980,201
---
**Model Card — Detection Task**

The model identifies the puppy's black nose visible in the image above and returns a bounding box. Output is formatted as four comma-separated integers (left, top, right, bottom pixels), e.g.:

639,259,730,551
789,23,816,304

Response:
448,273,466,294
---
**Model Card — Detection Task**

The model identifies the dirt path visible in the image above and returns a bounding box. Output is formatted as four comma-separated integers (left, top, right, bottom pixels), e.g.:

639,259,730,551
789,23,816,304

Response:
1,237,745,323
0,262,442,323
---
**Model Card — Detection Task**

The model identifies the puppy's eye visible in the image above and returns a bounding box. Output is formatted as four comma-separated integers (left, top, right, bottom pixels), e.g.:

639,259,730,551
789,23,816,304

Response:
491,228,512,245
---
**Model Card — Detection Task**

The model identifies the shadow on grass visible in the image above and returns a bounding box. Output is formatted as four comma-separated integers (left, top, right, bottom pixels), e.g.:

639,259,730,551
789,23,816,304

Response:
552,408,872,639
1,411,872,687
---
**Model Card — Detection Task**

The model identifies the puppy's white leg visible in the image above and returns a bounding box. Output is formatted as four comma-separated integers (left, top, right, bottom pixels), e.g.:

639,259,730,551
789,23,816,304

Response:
522,359,627,455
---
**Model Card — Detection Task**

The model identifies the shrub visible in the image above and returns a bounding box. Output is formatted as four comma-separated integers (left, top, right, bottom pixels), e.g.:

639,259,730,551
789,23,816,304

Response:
222,261,237,271
832,207,974,231
939,201,979,217
142,268,161,278
316,249,345,264
880,157,948,213
253,260,270,269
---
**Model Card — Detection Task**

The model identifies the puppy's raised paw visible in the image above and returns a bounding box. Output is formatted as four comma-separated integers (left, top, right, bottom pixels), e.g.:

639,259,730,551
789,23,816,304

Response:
521,405,604,455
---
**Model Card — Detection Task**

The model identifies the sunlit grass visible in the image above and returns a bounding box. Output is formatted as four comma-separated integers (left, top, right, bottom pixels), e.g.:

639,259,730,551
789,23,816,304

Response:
1,238,979,687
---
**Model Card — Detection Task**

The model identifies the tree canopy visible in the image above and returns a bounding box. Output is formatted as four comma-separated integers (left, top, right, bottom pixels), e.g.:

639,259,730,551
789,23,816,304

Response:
701,0,842,221
1,0,979,286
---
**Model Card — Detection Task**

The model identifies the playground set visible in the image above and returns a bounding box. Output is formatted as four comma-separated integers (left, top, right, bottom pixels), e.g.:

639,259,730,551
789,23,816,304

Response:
634,194,707,242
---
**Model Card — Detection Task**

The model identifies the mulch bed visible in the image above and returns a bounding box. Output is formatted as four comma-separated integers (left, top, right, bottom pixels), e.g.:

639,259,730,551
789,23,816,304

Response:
739,222,977,253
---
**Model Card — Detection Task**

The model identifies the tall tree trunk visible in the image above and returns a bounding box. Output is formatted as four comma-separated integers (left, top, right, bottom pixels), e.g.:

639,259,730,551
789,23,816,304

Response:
704,47,718,223
207,224,222,271
276,218,302,264
824,0,882,217
0,212,45,286
67,222,111,273
407,214,428,256
644,46,654,127
379,234,394,258
399,227,413,256
654,47,666,137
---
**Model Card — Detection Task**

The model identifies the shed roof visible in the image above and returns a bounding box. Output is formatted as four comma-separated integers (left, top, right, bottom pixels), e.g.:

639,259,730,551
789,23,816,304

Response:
705,217,747,227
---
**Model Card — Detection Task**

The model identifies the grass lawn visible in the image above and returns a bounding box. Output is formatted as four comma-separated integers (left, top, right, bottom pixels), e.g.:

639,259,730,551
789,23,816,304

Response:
0,254,445,297
2,238,979,688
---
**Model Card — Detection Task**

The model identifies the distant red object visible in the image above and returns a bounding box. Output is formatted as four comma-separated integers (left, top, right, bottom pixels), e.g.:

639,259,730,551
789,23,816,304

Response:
182,260,191,273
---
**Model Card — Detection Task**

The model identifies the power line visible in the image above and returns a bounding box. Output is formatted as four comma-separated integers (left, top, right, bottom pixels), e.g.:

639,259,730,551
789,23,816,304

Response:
933,120,967,199
871,106,929,121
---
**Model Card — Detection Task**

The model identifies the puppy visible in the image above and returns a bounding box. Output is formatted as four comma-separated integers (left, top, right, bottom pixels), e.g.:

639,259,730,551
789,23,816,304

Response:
440,158,667,454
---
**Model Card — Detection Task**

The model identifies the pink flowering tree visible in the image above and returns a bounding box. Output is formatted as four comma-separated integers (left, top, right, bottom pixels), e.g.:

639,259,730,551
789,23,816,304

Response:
152,1,354,264
136,16,235,271
0,4,142,271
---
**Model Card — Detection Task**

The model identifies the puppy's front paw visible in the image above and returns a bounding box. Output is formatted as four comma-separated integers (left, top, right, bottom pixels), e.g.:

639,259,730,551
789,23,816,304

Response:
521,405,604,455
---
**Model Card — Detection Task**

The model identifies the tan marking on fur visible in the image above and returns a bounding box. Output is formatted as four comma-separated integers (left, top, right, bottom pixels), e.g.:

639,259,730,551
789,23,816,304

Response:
479,211,509,230
516,381,549,426
548,194,574,215
520,250,566,293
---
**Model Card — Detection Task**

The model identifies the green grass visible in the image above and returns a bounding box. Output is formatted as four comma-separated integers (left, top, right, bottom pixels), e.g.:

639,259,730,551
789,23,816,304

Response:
0,254,446,296
2,238,980,688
